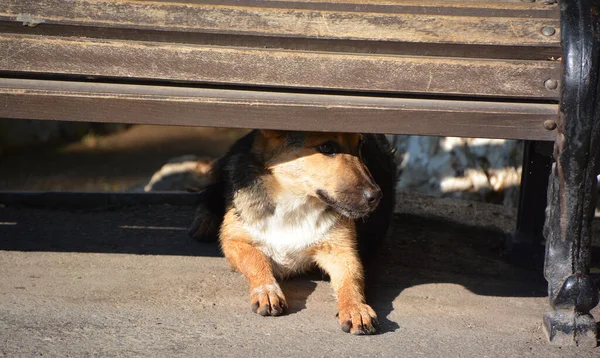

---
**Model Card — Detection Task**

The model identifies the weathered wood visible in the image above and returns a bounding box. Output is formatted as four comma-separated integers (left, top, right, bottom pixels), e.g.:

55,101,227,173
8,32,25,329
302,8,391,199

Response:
0,34,561,99
0,21,561,61
157,0,559,16
1,0,560,47
0,78,558,140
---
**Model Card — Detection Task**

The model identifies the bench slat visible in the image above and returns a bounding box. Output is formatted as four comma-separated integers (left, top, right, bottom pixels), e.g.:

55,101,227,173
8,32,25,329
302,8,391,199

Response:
0,35,561,99
2,0,560,47
154,0,558,14
0,78,558,141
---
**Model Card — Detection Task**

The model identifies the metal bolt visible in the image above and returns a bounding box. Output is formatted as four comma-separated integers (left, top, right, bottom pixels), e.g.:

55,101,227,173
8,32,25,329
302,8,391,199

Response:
542,27,556,36
544,79,559,90
544,120,557,131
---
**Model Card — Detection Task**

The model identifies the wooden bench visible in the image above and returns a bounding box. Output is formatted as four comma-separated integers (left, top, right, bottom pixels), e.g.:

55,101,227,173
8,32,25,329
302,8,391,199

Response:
0,0,598,346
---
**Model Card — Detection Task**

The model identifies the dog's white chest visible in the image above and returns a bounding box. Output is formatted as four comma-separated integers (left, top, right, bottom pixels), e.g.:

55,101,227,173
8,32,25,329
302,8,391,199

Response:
243,196,337,272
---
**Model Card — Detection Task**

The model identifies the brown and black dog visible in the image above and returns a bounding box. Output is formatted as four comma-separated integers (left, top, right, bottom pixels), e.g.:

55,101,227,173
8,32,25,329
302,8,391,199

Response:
189,130,396,335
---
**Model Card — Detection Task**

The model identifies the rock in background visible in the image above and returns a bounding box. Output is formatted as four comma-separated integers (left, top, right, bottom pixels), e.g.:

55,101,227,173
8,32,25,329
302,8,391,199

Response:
389,135,523,207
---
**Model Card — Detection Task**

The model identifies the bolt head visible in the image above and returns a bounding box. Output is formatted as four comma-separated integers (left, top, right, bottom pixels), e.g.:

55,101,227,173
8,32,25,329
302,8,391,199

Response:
544,79,559,90
542,27,556,36
544,120,557,131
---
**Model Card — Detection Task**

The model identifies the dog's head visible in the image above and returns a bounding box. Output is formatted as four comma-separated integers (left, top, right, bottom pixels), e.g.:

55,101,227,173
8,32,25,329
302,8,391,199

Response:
258,130,381,219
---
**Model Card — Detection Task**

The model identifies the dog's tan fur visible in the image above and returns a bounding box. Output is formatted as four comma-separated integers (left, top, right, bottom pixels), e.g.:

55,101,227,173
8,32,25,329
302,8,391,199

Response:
218,130,380,334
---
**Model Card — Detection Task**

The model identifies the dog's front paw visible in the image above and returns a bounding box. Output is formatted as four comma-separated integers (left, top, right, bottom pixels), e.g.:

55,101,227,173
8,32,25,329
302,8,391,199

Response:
250,283,287,317
338,303,378,335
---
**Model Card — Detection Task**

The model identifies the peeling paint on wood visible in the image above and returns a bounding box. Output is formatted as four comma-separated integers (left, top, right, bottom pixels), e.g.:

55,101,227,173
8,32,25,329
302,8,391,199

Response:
15,13,45,28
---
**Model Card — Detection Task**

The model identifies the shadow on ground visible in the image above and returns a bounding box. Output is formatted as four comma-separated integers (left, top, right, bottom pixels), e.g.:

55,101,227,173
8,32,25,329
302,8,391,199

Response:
0,201,549,335
366,213,547,334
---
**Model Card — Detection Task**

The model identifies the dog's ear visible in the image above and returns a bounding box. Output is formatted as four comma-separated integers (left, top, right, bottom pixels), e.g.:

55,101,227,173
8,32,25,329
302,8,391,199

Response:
259,129,285,139
358,134,366,158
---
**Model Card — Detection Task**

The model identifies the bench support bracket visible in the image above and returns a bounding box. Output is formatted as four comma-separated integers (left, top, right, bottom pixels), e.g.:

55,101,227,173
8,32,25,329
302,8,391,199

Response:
543,0,600,347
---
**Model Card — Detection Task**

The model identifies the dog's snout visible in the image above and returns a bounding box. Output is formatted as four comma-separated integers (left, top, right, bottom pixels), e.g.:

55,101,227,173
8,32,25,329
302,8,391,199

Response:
363,187,382,207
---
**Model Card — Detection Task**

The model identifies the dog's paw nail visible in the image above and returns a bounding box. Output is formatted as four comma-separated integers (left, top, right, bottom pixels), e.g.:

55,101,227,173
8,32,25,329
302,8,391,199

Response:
258,305,271,316
250,284,287,317
342,320,352,333
339,303,378,335
353,324,366,335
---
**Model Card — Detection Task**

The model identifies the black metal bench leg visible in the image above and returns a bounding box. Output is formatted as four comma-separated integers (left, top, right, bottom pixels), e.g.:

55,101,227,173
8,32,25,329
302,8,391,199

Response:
543,167,599,346
511,140,552,266
542,0,600,347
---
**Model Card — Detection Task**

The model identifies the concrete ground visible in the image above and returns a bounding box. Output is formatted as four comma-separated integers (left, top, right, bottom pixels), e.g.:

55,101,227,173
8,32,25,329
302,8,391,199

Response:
1,192,598,357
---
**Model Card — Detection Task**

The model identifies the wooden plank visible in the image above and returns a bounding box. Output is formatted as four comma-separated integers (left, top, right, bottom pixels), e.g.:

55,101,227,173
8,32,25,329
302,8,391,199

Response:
0,34,561,99
157,0,557,13
213,0,560,18
0,22,561,61
0,78,558,141
239,0,554,8
1,0,560,46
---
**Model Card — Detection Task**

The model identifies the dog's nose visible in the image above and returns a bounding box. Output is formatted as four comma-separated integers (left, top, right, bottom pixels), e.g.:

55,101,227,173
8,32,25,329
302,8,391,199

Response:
363,187,382,207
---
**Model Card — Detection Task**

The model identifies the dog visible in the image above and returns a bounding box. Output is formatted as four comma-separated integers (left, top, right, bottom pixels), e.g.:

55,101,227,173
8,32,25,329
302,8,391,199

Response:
189,130,396,335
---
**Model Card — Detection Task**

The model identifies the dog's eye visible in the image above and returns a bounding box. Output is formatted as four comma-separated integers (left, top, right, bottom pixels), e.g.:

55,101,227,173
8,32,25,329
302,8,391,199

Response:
317,141,340,155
